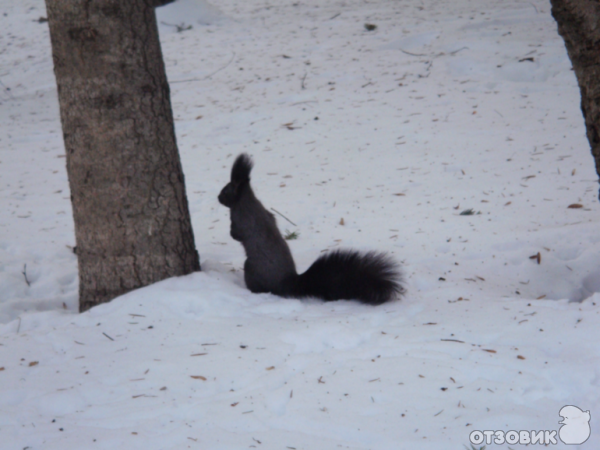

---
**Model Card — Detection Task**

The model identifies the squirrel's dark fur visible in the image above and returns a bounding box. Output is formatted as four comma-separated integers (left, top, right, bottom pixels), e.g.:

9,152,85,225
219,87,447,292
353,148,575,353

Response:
218,154,403,305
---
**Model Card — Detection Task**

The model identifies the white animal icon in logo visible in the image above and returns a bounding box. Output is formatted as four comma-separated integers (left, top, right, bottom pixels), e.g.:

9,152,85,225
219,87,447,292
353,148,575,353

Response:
559,405,591,445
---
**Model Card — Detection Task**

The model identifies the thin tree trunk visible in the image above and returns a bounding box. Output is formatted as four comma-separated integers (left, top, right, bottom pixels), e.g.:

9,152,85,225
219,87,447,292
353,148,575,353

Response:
45,0,200,312
550,0,600,198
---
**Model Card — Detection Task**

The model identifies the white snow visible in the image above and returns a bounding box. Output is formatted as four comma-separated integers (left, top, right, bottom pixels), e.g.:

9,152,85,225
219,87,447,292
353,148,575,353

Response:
1,0,599,448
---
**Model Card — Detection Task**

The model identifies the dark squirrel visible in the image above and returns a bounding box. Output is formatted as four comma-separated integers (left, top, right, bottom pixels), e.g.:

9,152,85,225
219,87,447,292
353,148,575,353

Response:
218,154,404,305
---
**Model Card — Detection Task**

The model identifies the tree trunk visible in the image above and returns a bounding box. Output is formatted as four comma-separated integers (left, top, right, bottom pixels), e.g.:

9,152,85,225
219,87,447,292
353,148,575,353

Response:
45,0,200,312
550,0,600,198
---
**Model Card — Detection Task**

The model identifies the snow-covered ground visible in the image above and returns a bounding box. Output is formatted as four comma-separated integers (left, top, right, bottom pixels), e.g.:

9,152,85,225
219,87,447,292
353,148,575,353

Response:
1,0,599,448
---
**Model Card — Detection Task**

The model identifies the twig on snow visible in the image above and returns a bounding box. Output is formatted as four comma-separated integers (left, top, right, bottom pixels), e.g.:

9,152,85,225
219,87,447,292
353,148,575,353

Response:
449,46,469,55
171,52,236,83
102,332,115,341
399,48,428,57
530,2,539,13
271,208,297,226
22,264,31,287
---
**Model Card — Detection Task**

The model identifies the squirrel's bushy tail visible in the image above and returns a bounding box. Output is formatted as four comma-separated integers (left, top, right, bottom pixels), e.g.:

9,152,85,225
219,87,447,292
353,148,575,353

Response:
293,250,403,305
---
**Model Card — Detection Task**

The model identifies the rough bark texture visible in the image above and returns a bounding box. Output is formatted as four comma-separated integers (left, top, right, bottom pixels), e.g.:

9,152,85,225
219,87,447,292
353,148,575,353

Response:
45,0,200,312
550,0,600,197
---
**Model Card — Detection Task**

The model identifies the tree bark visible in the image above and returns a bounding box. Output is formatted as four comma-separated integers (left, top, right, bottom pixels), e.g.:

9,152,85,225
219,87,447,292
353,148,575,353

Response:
45,0,200,312
550,0,600,198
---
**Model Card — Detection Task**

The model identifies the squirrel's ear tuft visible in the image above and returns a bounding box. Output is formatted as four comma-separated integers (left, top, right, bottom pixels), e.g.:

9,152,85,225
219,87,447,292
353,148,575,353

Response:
220,154,254,207
231,153,253,183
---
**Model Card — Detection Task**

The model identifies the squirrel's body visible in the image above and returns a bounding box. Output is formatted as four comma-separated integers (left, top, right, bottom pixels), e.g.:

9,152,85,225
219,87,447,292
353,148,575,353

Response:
232,184,297,295
218,154,403,305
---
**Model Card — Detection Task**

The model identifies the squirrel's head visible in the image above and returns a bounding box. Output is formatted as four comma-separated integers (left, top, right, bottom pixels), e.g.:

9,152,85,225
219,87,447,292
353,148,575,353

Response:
218,181,239,208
